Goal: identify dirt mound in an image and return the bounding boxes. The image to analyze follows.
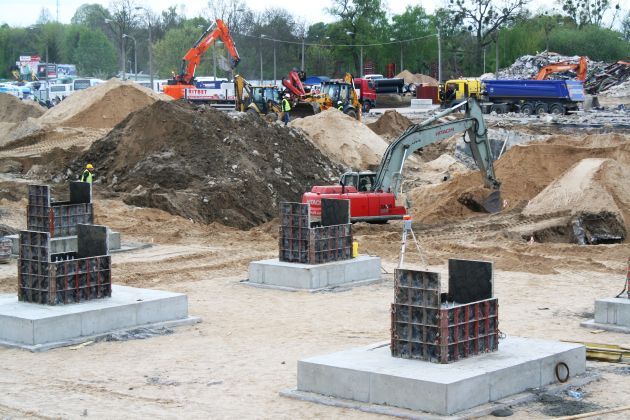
[367,110,413,141]
[0,93,45,123]
[395,70,438,86]
[408,133,630,224]
[289,108,389,169]
[69,101,340,229]
[39,79,169,129]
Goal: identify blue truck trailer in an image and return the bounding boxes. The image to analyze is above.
[481,79,585,115]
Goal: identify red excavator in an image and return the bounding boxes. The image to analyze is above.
[163,19,240,100]
[535,56,588,81]
[302,98,501,222]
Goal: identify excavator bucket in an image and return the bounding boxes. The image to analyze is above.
[458,188,502,214]
[481,190,502,213]
[290,102,321,119]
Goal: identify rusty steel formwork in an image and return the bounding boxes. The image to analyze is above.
[27,183,93,238]
[278,201,352,264]
[18,227,111,306]
[391,263,499,364]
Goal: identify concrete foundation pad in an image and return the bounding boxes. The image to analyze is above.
[581,319,630,334]
[246,255,382,291]
[293,337,585,415]
[592,297,630,329]
[0,285,200,351]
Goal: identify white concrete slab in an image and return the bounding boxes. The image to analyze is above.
[593,297,630,328]
[294,337,585,415]
[0,285,200,351]
[246,255,382,291]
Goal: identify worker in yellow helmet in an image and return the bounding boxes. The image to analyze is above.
[81,163,94,183]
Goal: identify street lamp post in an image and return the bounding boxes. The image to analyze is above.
[123,34,137,80]
[346,31,360,75]
[273,39,277,85]
[259,34,267,84]
[135,6,154,90]
[437,30,442,83]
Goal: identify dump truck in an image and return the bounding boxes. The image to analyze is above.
[440,79,585,115]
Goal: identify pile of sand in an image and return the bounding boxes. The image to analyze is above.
[367,110,413,141]
[395,70,438,86]
[0,93,45,123]
[289,109,390,169]
[39,79,170,129]
[67,101,340,229]
[407,133,630,224]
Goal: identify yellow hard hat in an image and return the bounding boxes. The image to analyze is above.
[86,163,94,169]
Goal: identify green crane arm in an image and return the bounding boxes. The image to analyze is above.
[372,98,501,197]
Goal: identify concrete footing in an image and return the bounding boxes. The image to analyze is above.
[246,255,382,291]
[7,230,122,255]
[0,285,200,351]
[581,297,630,333]
[290,337,585,416]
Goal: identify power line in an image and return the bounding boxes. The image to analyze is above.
[235,32,438,47]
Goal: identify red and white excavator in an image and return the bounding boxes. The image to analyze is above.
[163,19,240,101]
[302,98,502,222]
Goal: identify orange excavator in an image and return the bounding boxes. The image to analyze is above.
[535,56,588,81]
[163,19,240,100]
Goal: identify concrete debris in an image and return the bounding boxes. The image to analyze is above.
[497,52,629,94]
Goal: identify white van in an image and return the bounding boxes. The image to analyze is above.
[73,78,103,91]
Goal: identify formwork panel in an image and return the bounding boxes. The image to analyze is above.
[26,183,94,238]
[391,265,499,364]
[17,226,112,306]
[279,202,352,264]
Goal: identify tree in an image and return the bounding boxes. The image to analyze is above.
[108,0,140,76]
[327,0,388,75]
[37,8,53,25]
[558,0,621,28]
[153,21,216,78]
[448,0,528,74]
[621,11,630,41]
[73,28,117,76]
[390,6,434,74]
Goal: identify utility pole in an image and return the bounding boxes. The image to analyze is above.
[495,30,499,77]
[123,34,137,80]
[360,46,363,76]
[259,36,264,84]
[400,42,403,72]
[301,35,305,71]
[273,40,277,85]
[437,30,442,83]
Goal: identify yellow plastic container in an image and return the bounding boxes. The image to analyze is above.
[352,240,359,258]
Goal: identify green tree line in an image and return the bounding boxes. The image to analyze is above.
[0,0,628,81]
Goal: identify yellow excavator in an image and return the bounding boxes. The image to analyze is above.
[234,74,282,121]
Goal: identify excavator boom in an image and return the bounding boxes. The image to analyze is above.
[535,56,588,81]
[164,19,240,100]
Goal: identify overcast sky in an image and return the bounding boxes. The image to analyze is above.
[2,0,561,27]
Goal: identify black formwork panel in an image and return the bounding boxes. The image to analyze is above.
[17,229,111,305]
[26,183,94,237]
[391,267,499,364]
[279,202,353,264]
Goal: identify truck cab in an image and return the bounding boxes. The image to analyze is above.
[439,78,482,107]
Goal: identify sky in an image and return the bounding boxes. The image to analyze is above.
[1,0,557,28]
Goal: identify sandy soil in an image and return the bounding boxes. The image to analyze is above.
[0,193,629,419]
[1,109,630,418]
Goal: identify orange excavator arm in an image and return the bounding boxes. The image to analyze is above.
[535,56,588,81]
[175,19,240,85]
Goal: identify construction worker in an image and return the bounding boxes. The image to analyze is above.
[81,163,94,184]
[337,101,344,111]
[281,94,291,126]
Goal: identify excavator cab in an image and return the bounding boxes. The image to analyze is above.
[340,171,376,192]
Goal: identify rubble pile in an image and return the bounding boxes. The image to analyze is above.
[585,61,630,94]
[497,52,629,94]
[65,101,341,229]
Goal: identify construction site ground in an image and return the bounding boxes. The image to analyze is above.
[1,85,630,418]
